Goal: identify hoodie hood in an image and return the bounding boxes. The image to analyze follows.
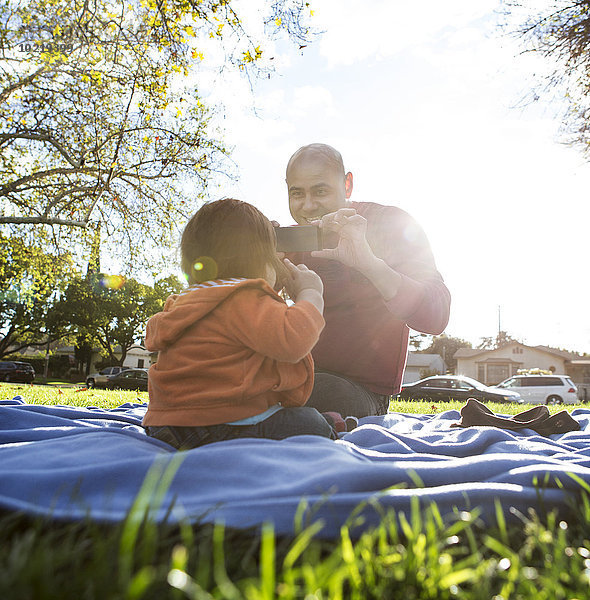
[145,278,278,351]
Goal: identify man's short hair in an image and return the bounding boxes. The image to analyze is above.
[286,143,345,177]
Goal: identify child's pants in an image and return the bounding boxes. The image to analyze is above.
[146,406,337,450]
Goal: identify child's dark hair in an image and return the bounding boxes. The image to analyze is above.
[181,198,284,285]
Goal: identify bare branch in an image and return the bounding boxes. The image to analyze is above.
[0,65,50,104]
[42,184,104,217]
[0,132,81,168]
[0,167,95,195]
[506,1,590,160]
[0,216,88,227]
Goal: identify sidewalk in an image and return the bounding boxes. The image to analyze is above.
[32,381,85,389]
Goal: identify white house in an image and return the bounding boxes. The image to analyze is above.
[54,343,155,372]
[454,342,581,386]
[123,344,155,369]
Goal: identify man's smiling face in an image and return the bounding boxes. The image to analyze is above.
[286,151,351,225]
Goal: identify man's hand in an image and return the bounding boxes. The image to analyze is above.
[310,208,402,301]
[310,208,376,272]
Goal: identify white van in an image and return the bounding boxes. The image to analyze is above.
[494,375,578,405]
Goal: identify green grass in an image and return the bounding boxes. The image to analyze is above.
[2,382,572,415]
[1,386,589,599]
[388,397,574,416]
[1,381,148,409]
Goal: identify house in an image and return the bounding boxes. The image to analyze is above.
[53,343,156,372]
[403,353,447,384]
[123,345,155,369]
[454,342,588,395]
[564,356,590,402]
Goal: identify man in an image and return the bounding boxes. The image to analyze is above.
[284,143,451,418]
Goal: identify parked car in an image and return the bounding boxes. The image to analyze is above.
[398,375,522,404]
[86,366,129,389]
[0,361,35,383]
[493,374,578,405]
[105,368,148,391]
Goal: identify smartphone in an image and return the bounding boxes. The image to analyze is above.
[275,225,323,253]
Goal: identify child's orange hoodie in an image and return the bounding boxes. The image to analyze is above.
[142,278,325,427]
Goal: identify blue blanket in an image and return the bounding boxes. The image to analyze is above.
[2,397,590,537]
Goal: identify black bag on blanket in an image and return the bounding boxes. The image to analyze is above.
[452,398,580,437]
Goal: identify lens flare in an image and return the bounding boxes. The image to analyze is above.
[100,274,126,290]
[192,256,218,282]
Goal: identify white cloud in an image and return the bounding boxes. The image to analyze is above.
[312,0,502,65]
[291,85,337,117]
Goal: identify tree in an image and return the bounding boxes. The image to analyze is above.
[73,333,93,375]
[0,0,315,266]
[506,1,590,158]
[0,233,73,357]
[421,334,472,374]
[409,332,431,351]
[477,330,519,350]
[61,272,183,365]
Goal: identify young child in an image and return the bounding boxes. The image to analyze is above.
[143,198,337,449]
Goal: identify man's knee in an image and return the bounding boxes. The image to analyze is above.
[281,406,336,439]
[314,371,355,391]
[311,372,360,405]
[308,371,385,418]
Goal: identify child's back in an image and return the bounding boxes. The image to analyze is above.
[142,198,336,449]
[143,277,323,427]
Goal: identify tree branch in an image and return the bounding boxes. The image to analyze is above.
[0,132,81,168]
[0,216,88,227]
[42,184,103,217]
[0,166,95,195]
[0,65,50,104]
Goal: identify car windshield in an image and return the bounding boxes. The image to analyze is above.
[416,376,486,390]
[495,378,516,388]
[455,377,487,391]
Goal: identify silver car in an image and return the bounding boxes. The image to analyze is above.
[494,375,578,405]
[86,366,129,389]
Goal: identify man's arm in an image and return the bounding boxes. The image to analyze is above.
[310,207,450,334]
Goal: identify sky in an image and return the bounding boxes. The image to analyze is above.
[196,0,590,354]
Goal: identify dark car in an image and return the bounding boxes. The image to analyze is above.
[398,375,522,404]
[0,361,36,383]
[105,368,148,391]
[86,365,130,389]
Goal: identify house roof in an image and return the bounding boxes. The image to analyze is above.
[454,348,486,359]
[55,346,76,353]
[475,357,522,365]
[53,344,150,356]
[406,353,446,368]
[454,342,583,361]
[533,345,581,360]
